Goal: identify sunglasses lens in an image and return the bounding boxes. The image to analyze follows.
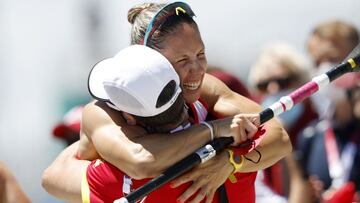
[256,76,294,91]
[277,77,291,89]
[256,82,268,91]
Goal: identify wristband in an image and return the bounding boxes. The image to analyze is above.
[226,149,244,183]
[200,121,214,141]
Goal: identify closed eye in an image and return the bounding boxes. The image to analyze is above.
[176,58,187,64]
[197,52,205,58]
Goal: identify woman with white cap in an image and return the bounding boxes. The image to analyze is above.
[43,2,291,203]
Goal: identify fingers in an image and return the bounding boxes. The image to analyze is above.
[177,183,216,203]
[171,173,193,188]
[204,191,215,203]
[188,187,216,203]
[308,175,324,198]
[171,171,200,203]
[171,165,208,188]
[171,160,224,203]
[230,117,246,144]
[177,180,202,203]
[230,114,259,146]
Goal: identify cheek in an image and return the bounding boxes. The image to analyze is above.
[173,66,189,82]
[200,59,208,72]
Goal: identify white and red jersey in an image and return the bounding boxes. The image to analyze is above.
[81,99,257,203]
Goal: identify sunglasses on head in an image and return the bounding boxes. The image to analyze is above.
[142,1,195,46]
[256,75,296,92]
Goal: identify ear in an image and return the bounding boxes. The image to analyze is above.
[121,112,137,125]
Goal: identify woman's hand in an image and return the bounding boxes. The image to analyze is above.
[211,113,260,146]
[308,175,324,202]
[170,151,233,203]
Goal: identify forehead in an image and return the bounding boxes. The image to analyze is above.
[255,59,289,81]
[309,33,351,53]
[157,23,204,59]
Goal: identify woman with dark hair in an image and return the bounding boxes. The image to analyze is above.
[43,2,291,203]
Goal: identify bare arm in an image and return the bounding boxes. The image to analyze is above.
[78,129,100,160]
[42,141,89,203]
[201,73,292,172]
[285,154,313,203]
[171,74,292,203]
[0,161,31,203]
[80,73,290,180]
[80,101,223,179]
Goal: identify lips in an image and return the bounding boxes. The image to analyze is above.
[183,81,201,91]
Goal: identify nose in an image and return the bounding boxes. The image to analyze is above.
[189,60,205,74]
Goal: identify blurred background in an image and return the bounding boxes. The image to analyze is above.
[0,0,359,202]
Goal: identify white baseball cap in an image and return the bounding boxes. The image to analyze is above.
[88,45,181,117]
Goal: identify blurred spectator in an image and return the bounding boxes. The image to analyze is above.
[294,19,360,203]
[296,74,360,203]
[306,19,360,118]
[52,106,83,146]
[249,43,318,145]
[0,161,31,203]
[307,20,359,68]
[248,43,319,203]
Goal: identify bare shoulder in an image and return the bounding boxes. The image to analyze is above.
[201,73,231,109]
[82,101,124,135]
[83,101,123,124]
[201,73,262,116]
[81,100,146,138]
[202,73,229,93]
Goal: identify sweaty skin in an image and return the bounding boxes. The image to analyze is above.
[81,23,291,202]
[43,22,291,203]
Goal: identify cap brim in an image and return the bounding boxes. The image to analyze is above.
[88,58,114,102]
